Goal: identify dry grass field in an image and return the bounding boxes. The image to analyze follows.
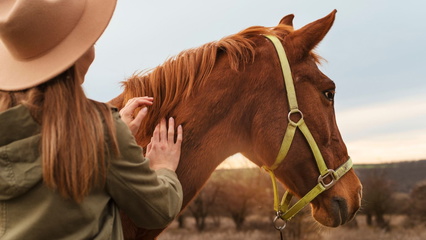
[158,162,426,240]
[320,215,426,240]
[158,215,426,240]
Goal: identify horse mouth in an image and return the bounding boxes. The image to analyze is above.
[331,197,350,226]
[313,196,359,227]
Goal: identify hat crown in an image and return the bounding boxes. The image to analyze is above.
[0,0,86,60]
[0,0,116,91]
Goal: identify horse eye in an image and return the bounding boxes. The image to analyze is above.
[323,90,335,101]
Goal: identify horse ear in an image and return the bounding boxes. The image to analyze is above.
[279,14,294,27]
[288,10,337,59]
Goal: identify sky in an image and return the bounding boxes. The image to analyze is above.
[83,0,426,165]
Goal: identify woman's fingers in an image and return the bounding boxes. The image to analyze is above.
[159,118,167,142]
[133,107,147,125]
[176,125,183,145]
[152,123,160,142]
[119,97,153,136]
[151,117,182,145]
[120,97,153,118]
[168,118,175,144]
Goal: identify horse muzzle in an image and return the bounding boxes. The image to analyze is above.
[312,173,362,227]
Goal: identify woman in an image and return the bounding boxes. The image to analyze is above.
[0,0,183,239]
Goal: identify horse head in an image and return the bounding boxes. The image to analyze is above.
[242,10,362,227]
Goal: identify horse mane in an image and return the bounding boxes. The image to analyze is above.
[122,25,294,139]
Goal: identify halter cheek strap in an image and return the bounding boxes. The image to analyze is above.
[262,35,353,228]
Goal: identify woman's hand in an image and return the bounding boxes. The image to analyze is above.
[146,118,183,172]
[119,97,153,136]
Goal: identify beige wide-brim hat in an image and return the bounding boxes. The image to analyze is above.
[0,0,117,91]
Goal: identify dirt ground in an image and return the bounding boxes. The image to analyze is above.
[158,215,426,240]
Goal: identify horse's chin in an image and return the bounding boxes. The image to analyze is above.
[311,196,359,227]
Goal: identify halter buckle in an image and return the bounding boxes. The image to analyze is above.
[318,169,337,189]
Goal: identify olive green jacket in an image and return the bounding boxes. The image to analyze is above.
[0,105,183,240]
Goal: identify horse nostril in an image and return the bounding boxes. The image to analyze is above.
[332,197,349,225]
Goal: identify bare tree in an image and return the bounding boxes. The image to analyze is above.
[408,181,426,223]
[361,169,395,230]
[187,178,222,231]
[215,169,271,230]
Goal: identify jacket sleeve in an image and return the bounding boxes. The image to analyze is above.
[105,111,183,229]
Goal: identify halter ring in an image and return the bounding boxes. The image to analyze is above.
[273,211,287,231]
[288,109,304,126]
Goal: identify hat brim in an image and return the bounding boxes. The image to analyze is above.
[0,0,117,91]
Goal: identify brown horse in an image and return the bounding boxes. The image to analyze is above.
[110,10,362,240]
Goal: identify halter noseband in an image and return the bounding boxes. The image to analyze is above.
[262,35,353,229]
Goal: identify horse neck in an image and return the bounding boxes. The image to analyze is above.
[173,69,257,208]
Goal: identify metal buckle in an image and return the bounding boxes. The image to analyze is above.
[318,169,337,189]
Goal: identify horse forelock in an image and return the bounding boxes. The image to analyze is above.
[121,25,294,141]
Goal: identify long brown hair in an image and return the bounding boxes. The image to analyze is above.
[0,68,119,202]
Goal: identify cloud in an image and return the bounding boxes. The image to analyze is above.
[336,95,426,137]
[346,129,426,164]
[336,94,426,163]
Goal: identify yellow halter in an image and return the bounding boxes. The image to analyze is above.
[262,35,353,230]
